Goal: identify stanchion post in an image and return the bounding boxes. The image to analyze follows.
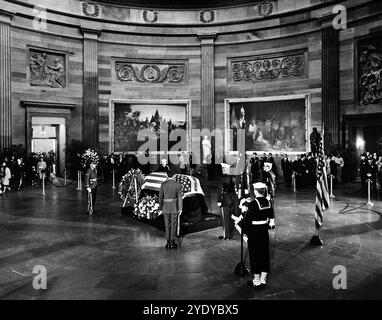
[77,171,82,191]
[42,175,46,197]
[367,178,374,206]
[112,170,116,190]
[292,172,297,193]
[64,168,67,185]
[329,175,335,198]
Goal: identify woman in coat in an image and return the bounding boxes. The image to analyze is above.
[0,162,12,194]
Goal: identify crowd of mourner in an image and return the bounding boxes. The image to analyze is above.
[0,148,381,199]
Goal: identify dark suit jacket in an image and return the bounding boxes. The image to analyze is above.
[159,178,183,213]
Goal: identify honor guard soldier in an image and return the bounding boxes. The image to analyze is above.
[242,182,275,290]
[85,161,98,215]
[158,170,183,249]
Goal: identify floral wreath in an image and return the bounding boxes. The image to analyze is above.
[118,168,145,203]
[81,149,99,168]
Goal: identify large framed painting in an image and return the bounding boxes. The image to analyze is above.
[109,99,191,154]
[224,94,311,155]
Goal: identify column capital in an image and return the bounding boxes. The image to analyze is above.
[0,9,13,25]
[80,26,102,40]
[198,33,217,45]
[316,13,337,29]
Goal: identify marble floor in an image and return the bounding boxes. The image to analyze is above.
[0,177,381,300]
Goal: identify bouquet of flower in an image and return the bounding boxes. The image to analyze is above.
[134,194,160,220]
[118,168,145,204]
[81,149,99,168]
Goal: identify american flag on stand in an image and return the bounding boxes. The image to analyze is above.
[173,174,204,198]
[315,139,330,230]
[142,172,204,199]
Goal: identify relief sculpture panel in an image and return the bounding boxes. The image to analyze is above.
[115,62,185,84]
[358,34,382,105]
[230,52,305,82]
[29,49,66,88]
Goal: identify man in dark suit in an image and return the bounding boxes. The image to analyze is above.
[250,153,260,183]
[158,170,183,249]
[281,153,292,188]
[85,161,98,215]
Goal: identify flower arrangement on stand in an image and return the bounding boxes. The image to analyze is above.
[134,194,160,220]
[118,169,145,207]
[81,149,99,169]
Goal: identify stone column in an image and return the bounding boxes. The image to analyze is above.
[0,11,12,152]
[198,33,216,130]
[321,25,339,153]
[81,28,100,150]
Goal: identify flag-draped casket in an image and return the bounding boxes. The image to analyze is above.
[141,172,208,220]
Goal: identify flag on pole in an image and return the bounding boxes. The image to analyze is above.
[314,139,330,230]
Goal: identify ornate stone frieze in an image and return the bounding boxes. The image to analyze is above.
[200,10,215,23]
[82,2,100,17]
[115,62,185,83]
[29,49,66,88]
[230,53,305,82]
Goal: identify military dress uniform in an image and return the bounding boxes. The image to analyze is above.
[85,167,98,214]
[159,177,183,249]
[242,192,274,289]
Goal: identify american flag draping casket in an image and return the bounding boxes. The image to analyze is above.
[142,172,205,198]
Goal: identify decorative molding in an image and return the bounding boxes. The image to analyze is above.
[257,1,274,17]
[230,51,305,82]
[29,49,66,88]
[143,10,158,23]
[115,62,185,83]
[200,10,215,24]
[21,101,76,109]
[82,2,100,17]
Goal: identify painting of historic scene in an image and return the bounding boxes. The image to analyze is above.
[358,34,382,105]
[114,103,187,152]
[229,99,306,152]
[29,49,65,88]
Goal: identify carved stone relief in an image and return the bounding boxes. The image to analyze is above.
[29,49,66,88]
[231,53,305,82]
[82,2,100,17]
[116,62,185,83]
[143,10,158,23]
[200,10,215,23]
[358,35,382,105]
[257,1,274,17]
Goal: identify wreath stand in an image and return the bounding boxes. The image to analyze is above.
[122,177,139,208]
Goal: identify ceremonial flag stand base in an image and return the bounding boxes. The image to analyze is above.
[310,234,323,246]
[234,229,249,277]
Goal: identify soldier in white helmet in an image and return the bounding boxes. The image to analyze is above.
[241,182,275,290]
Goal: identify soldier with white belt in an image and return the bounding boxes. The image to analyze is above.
[242,182,275,289]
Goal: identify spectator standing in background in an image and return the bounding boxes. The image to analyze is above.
[334,152,345,184]
[376,155,382,200]
[0,162,12,194]
[281,153,292,188]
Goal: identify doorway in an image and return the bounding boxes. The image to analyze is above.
[31,117,66,175]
